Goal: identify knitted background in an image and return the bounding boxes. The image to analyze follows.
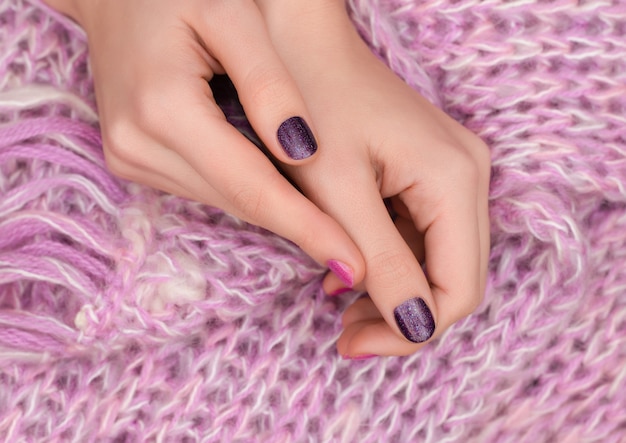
[1,0,625,441]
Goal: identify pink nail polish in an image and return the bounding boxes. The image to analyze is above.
[329,287,352,297]
[342,354,377,361]
[327,260,354,288]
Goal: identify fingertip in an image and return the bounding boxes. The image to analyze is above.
[338,320,392,358]
[341,296,379,327]
[341,319,427,358]
[322,272,351,296]
[336,320,364,357]
[299,216,365,293]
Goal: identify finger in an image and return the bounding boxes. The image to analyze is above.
[140,79,364,282]
[339,298,424,357]
[341,318,425,357]
[400,172,483,335]
[338,155,486,357]
[195,2,319,163]
[97,14,365,290]
[106,113,365,283]
[394,213,425,263]
[341,296,380,326]
[322,210,422,296]
[102,118,229,206]
[322,272,351,296]
[309,165,438,346]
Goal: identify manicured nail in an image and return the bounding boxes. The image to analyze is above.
[342,354,377,361]
[329,287,352,297]
[277,116,317,160]
[327,260,354,288]
[394,297,435,343]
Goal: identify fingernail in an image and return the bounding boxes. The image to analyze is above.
[277,116,318,160]
[342,354,377,361]
[329,287,352,297]
[394,297,435,343]
[327,260,354,288]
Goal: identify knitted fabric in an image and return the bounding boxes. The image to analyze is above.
[1,0,625,441]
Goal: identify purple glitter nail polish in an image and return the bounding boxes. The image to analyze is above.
[277,116,317,160]
[394,297,435,343]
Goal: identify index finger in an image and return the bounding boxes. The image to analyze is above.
[151,78,364,280]
[192,0,320,165]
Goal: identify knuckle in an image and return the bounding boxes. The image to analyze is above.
[457,287,484,318]
[229,185,267,222]
[103,151,130,180]
[101,120,145,179]
[123,75,178,137]
[454,128,492,176]
[245,67,290,110]
[132,92,169,134]
[293,218,319,252]
[440,144,481,188]
[102,120,135,164]
[367,249,415,289]
[295,227,320,259]
[468,136,492,177]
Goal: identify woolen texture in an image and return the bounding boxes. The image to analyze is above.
[1,0,625,441]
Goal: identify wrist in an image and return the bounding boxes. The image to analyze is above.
[256,0,367,64]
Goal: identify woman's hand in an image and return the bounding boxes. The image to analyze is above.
[42,0,364,279]
[258,0,491,357]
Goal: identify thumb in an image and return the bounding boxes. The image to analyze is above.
[197,1,320,164]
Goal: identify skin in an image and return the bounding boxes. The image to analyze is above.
[257,0,491,357]
[44,0,491,357]
[42,0,365,284]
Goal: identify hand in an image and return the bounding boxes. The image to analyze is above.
[257,0,491,357]
[42,0,364,279]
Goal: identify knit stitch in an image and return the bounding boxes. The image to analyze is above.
[1,0,626,441]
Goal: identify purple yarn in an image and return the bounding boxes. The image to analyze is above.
[1,0,626,441]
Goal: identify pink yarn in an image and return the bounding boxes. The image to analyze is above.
[1,0,626,441]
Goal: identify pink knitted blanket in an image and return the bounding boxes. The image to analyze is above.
[1,0,625,441]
